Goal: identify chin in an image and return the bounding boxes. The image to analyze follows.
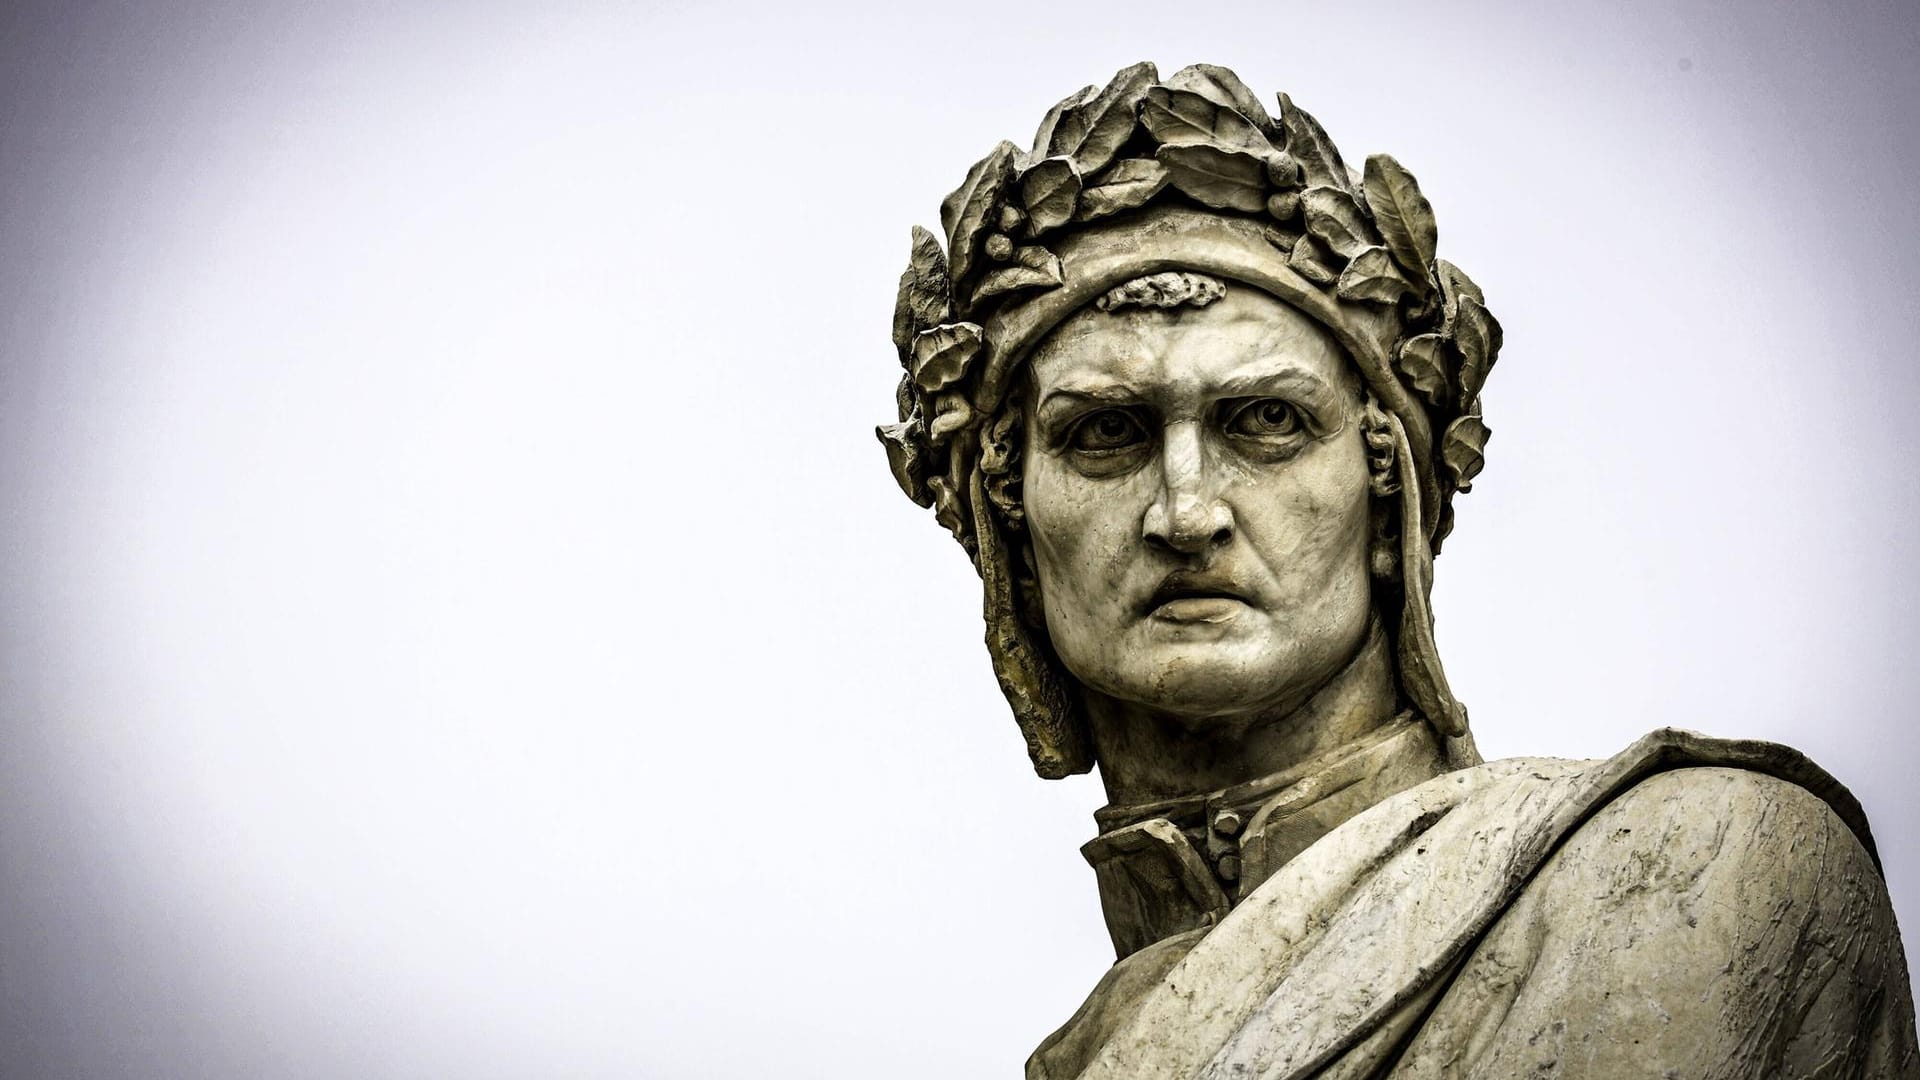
[1097,635,1306,720]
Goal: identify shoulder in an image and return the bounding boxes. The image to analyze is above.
[1405,728,1887,898]
[1434,749,1893,950]
[1519,727,1892,917]
[1528,754,1909,1050]
[1396,751,1918,1077]
[1587,726,1883,863]
[1559,727,1886,879]
[1554,764,1877,901]
[1397,753,1920,1068]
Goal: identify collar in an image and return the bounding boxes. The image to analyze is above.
[1080,715,1448,959]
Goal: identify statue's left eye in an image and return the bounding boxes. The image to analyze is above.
[1227,399,1303,438]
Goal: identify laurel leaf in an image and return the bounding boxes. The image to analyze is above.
[1047,61,1156,177]
[1030,84,1096,159]
[1019,156,1082,235]
[973,245,1064,303]
[1336,245,1418,305]
[890,227,950,360]
[1442,411,1490,493]
[911,322,983,393]
[1155,143,1268,213]
[875,421,933,507]
[1257,219,1296,254]
[1435,259,1485,328]
[1278,93,1354,196]
[1452,296,1502,409]
[1362,154,1437,283]
[1140,86,1272,157]
[1165,63,1275,131]
[1302,186,1375,260]
[940,142,1018,288]
[1396,333,1451,406]
[1073,159,1170,221]
[1287,231,1339,285]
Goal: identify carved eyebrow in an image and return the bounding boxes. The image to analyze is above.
[1031,384,1144,447]
[1036,383,1144,412]
[1208,366,1341,411]
[1036,364,1338,411]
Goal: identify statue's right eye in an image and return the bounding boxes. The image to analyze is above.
[1068,409,1148,454]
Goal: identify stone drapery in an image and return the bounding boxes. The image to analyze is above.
[1031,730,1918,1079]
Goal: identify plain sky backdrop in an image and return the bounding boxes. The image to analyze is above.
[3,1,1918,1076]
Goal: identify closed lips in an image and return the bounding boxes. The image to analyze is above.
[1145,572,1250,614]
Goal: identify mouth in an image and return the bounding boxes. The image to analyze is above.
[1144,573,1251,624]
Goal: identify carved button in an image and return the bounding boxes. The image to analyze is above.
[1217,854,1241,882]
[1213,809,1243,837]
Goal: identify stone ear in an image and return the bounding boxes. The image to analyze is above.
[970,466,1094,778]
[1362,395,1403,582]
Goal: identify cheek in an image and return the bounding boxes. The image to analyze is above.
[1233,433,1373,581]
[1023,453,1139,603]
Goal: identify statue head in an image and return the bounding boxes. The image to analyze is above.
[879,63,1502,779]
[1022,279,1379,727]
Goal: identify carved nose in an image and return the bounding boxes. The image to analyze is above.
[1143,423,1234,555]
[1144,495,1234,555]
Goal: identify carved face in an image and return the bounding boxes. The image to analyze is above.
[1021,285,1376,723]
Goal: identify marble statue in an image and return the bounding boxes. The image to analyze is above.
[878,62,1917,1077]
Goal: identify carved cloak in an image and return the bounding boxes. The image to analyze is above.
[1030,729,1919,1079]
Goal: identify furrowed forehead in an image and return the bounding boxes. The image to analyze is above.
[1024,283,1357,403]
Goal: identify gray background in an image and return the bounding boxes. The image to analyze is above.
[3,1,1917,1076]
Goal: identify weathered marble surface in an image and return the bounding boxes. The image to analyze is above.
[878,61,1917,1077]
[1033,730,1916,1078]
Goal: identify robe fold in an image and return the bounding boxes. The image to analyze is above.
[1030,729,1918,1079]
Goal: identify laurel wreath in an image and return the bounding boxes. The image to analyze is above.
[881,62,1501,553]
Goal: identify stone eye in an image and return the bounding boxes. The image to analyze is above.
[1069,409,1147,453]
[1227,399,1303,438]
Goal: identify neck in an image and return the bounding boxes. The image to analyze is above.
[1086,616,1400,806]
